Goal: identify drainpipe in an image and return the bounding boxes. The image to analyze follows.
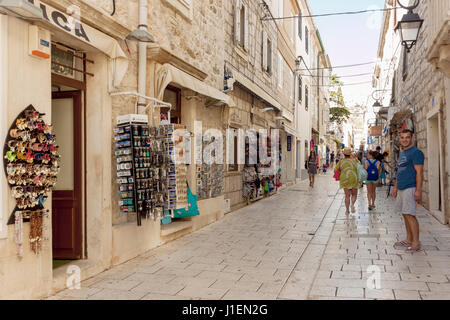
[137,0,148,114]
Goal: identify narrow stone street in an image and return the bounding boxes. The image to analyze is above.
[48,173,450,300]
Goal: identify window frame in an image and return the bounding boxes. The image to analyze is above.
[278,52,283,88]
[305,85,309,110]
[298,75,302,102]
[267,38,272,74]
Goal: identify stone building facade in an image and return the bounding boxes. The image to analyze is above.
[0,0,232,299]
[222,0,297,210]
[0,0,332,299]
[374,0,450,225]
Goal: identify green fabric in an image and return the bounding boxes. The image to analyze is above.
[336,158,359,189]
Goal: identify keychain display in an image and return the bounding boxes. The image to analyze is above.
[196,139,224,199]
[3,105,59,254]
[114,117,194,225]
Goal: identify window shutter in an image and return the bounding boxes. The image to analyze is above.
[268,40,273,74]
[234,0,241,44]
[298,75,302,101]
[262,30,267,71]
[243,4,249,51]
[305,26,309,54]
[298,12,302,39]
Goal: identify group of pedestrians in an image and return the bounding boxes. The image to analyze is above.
[332,129,424,253]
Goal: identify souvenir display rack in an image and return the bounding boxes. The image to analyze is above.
[114,114,150,226]
[3,105,60,225]
[3,104,59,255]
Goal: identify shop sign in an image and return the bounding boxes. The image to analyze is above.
[27,0,128,89]
[28,0,89,42]
[287,135,291,152]
[369,126,382,136]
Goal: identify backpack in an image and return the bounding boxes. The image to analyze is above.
[366,159,379,181]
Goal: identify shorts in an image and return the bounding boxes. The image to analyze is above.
[364,180,378,184]
[395,187,417,216]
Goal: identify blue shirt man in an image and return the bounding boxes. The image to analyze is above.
[393,129,424,253]
[396,146,424,190]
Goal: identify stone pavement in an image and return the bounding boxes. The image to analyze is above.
[47,173,450,300]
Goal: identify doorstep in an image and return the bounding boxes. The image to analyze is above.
[160,219,193,237]
[51,258,101,297]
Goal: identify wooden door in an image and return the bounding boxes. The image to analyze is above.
[51,91,82,259]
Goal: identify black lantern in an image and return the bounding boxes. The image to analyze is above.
[372,101,382,115]
[395,0,424,52]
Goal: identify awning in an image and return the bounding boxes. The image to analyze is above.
[155,63,235,107]
[32,0,128,89]
[232,70,282,111]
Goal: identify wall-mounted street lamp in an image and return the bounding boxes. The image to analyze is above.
[371,89,390,113]
[395,0,424,52]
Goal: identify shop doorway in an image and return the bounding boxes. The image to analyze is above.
[427,112,446,223]
[51,90,82,260]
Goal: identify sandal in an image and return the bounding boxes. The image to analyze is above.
[405,246,421,253]
[394,240,411,247]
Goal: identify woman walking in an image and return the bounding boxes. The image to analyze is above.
[364,151,381,210]
[335,147,359,215]
[307,150,318,187]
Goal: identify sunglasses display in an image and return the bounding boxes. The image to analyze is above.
[3,105,60,255]
[115,118,189,226]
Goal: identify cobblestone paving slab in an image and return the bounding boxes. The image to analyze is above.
[44,174,450,300]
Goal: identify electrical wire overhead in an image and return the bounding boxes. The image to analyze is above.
[262,7,398,21]
[298,61,376,71]
[301,72,374,78]
[322,81,373,87]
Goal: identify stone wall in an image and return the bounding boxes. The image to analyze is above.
[392,0,449,218]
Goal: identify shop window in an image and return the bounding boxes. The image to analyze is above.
[162,85,181,124]
[51,46,75,78]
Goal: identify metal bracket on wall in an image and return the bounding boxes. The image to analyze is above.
[110,91,172,126]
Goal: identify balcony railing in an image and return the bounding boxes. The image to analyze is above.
[429,0,450,42]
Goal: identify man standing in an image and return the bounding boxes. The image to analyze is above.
[392,130,424,253]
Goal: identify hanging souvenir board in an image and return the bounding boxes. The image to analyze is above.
[115,114,154,226]
[3,105,60,254]
[196,163,223,199]
[173,124,188,209]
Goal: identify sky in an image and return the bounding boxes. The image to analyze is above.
[308,0,386,109]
